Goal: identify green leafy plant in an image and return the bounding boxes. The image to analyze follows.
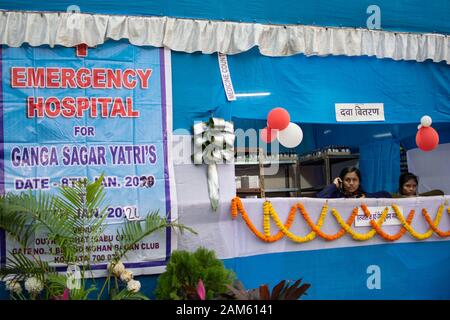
[223,278,311,300]
[0,175,195,300]
[155,247,235,300]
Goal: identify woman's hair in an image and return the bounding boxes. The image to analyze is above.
[339,167,363,194]
[339,166,361,182]
[399,172,418,193]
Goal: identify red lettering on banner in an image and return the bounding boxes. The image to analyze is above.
[91,97,97,115]
[27,97,44,118]
[61,97,76,117]
[10,67,150,89]
[126,97,139,117]
[46,68,60,88]
[110,97,127,117]
[27,67,45,87]
[98,97,113,118]
[136,69,152,88]
[76,68,91,88]
[26,96,139,118]
[11,67,26,88]
[89,98,98,117]
[13,64,150,119]
[45,97,61,118]
[106,69,122,88]
[76,97,89,117]
[61,68,77,88]
[92,68,106,88]
[123,69,137,89]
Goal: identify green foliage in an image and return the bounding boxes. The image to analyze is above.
[114,211,195,261]
[0,175,194,300]
[111,288,149,300]
[1,252,50,283]
[155,247,235,300]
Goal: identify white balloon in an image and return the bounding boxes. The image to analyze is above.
[420,115,432,127]
[417,124,422,130]
[278,122,303,148]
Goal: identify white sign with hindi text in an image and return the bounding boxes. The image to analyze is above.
[354,206,402,227]
[335,103,385,122]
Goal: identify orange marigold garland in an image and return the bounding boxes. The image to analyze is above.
[267,202,328,243]
[361,204,415,241]
[231,197,450,243]
[263,201,271,236]
[422,206,450,237]
[392,204,434,240]
[299,203,358,241]
[332,206,388,241]
[231,197,294,242]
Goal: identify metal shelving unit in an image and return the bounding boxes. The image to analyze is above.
[265,187,300,193]
[298,153,359,196]
[235,148,265,198]
[235,148,300,198]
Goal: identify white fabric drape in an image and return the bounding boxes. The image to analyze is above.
[0,10,449,64]
[407,143,450,195]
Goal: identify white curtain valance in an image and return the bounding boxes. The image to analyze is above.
[0,10,448,64]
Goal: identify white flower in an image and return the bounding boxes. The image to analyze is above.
[120,270,133,283]
[127,279,141,293]
[5,279,23,295]
[108,261,125,277]
[24,277,44,295]
[11,282,23,295]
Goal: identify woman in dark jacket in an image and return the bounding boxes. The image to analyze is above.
[317,167,391,199]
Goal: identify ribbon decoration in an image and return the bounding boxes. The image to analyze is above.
[193,118,235,211]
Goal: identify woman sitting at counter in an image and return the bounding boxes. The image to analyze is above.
[317,167,392,199]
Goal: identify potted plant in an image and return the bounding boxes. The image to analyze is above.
[0,175,194,300]
[155,247,235,300]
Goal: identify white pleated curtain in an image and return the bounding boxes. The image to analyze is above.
[0,10,448,64]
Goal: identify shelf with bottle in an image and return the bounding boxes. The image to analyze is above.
[265,187,300,193]
[236,188,262,194]
[235,159,298,166]
[298,147,359,196]
[298,145,353,162]
[234,149,301,198]
[235,152,298,165]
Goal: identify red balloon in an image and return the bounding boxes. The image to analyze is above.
[267,108,290,130]
[260,127,278,143]
[416,127,439,152]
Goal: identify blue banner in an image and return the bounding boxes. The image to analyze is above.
[0,43,175,275]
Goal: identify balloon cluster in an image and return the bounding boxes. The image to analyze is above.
[260,108,303,148]
[416,115,439,152]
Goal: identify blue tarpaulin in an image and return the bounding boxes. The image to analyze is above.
[172,48,450,130]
